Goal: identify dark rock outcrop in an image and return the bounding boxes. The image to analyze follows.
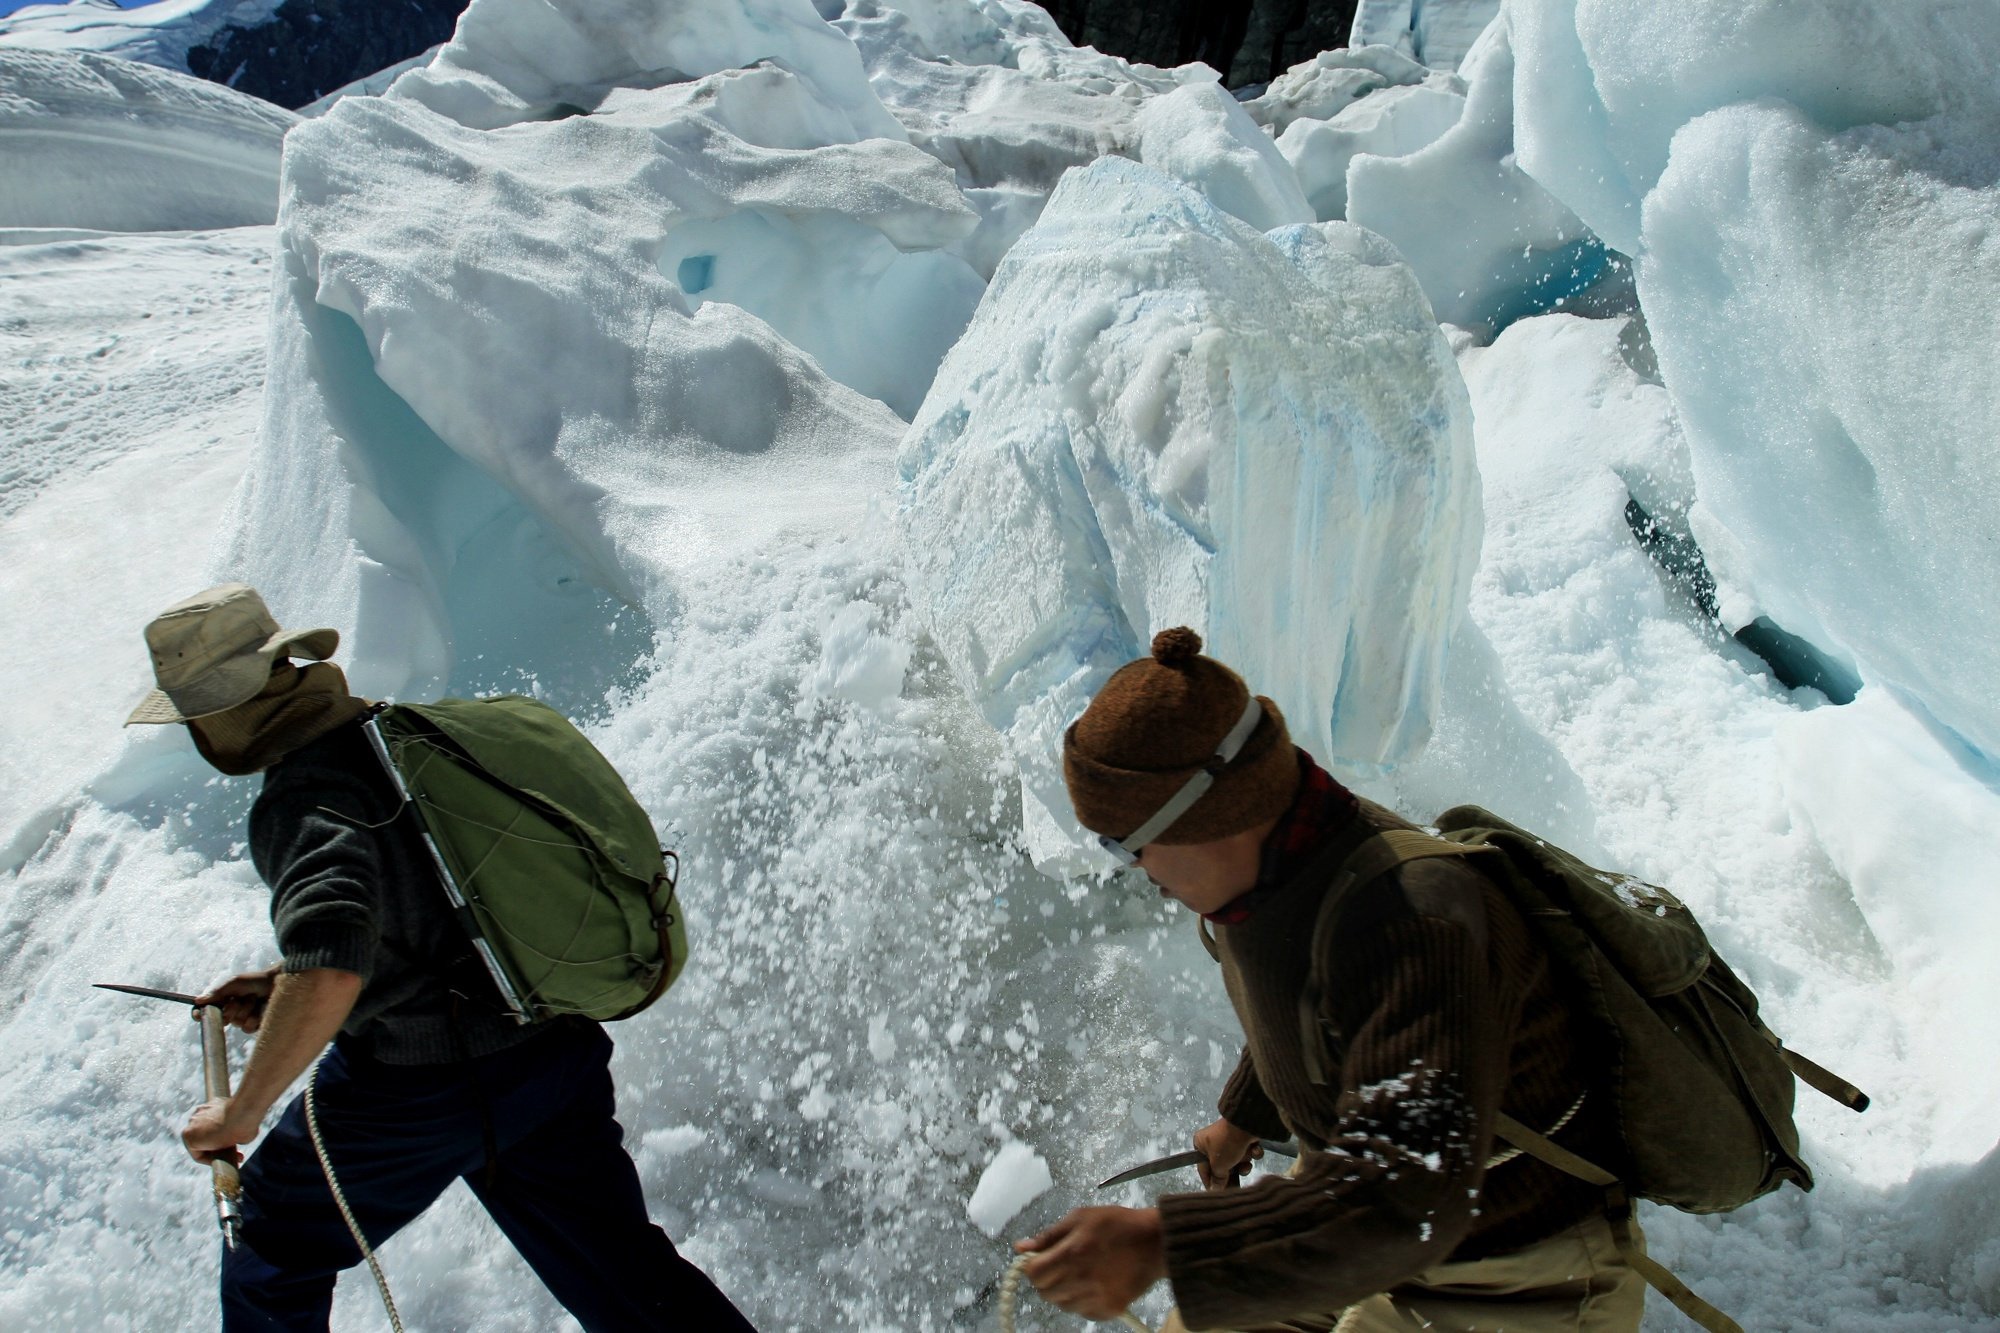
[184,0,465,110]
[1039,0,1359,86]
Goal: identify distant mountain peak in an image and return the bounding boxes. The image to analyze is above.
[0,0,464,109]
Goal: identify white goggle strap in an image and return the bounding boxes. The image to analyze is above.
[1116,696,1265,853]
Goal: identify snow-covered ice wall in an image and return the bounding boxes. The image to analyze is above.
[900,158,1479,867]
[1245,45,1468,224]
[840,0,1294,277]
[0,48,294,230]
[1346,14,1605,335]
[227,0,988,702]
[1509,0,2000,763]
[1350,0,1502,71]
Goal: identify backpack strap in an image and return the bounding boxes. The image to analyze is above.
[1296,831,1501,1084]
[1492,1113,1744,1333]
[1332,831,1752,1333]
[1777,1040,1872,1112]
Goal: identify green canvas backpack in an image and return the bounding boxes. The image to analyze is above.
[1304,805,1868,1333]
[361,696,688,1024]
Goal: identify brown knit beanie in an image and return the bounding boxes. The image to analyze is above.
[1063,627,1299,845]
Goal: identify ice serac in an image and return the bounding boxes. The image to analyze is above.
[1348,0,1501,70]
[228,0,979,703]
[392,0,902,137]
[0,47,294,230]
[1346,13,1607,336]
[1509,0,2000,761]
[841,0,1302,277]
[899,158,1479,869]
[1253,47,1467,222]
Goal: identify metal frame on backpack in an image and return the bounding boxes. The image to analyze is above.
[363,713,535,1024]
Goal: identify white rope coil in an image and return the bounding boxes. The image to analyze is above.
[304,1061,405,1333]
[997,1256,1149,1332]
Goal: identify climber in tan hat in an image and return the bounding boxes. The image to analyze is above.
[1016,629,1639,1333]
[127,583,369,774]
[126,584,760,1333]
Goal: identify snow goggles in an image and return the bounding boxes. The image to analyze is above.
[1096,695,1264,867]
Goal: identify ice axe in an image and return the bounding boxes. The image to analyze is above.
[94,982,245,1250]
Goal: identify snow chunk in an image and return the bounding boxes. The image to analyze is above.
[966,1140,1051,1237]
[813,602,912,713]
[0,48,294,231]
[900,158,1478,868]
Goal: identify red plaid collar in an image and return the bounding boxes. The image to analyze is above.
[1203,750,1357,925]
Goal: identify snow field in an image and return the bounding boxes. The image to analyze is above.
[0,48,294,231]
[0,227,272,869]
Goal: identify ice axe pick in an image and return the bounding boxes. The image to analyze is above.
[94,982,245,1249]
[1096,1139,1297,1189]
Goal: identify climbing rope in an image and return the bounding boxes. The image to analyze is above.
[997,1256,1149,1332]
[304,1061,406,1333]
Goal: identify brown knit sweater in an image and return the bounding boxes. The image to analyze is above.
[1157,796,1611,1331]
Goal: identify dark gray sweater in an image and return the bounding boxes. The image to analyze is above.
[250,716,542,1064]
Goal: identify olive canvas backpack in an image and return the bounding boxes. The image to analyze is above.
[362,696,687,1025]
[1304,805,1868,1333]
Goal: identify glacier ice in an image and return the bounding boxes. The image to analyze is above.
[390,0,903,139]
[1277,68,1467,222]
[843,0,1293,277]
[4,0,2000,1328]
[899,157,1478,867]
[1508,0,2000,761]
[1236,45,1470,225]
[1241,44,1434,136]
[1133,81,1312,232]
[1348,0,1501,71]
[225,0,993,702]
[1346,13,1608,336]
[0,48,294,231]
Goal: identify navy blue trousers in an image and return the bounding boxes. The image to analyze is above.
[220,1020,755,1332]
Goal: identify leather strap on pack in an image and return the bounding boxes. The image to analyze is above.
[1289,827,1755,1333]
[1297,833,1499,1085]
[1779,1044,1871,1113]
[1493,1112,1744,1333]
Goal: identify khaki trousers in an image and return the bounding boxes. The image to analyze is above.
[1158,1211,1646,1333]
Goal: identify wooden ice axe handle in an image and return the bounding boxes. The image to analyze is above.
[198,1005,245,1246]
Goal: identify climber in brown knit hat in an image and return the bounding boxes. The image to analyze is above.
[1015,629,1641,1333]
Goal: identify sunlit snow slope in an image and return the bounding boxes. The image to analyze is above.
[1,0,1997,1330]
[0,47,294,230]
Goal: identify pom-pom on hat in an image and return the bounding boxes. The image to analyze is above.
[1063,627,1298,846]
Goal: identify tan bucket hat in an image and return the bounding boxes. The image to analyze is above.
[126,584,340,726]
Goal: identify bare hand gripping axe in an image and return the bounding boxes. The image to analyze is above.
[95,982,245,1250]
